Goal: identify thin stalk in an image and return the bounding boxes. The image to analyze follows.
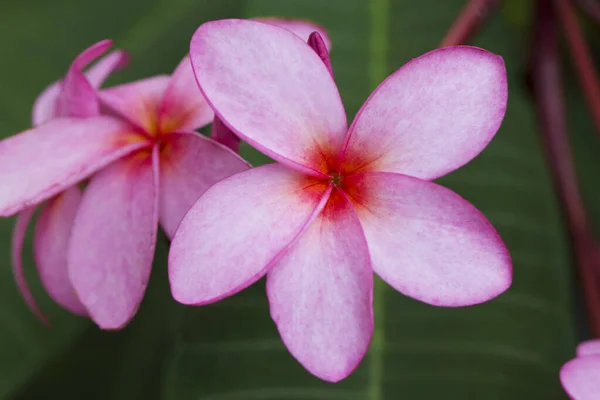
[529,0,600,337]
[575,0,600,28]
[439,0,503,46]
[556,0,600,139]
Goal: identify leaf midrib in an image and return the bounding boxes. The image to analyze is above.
[368,0,390,399]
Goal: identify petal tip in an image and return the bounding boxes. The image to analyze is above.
[577,340,600,357]
[93,316,131,331]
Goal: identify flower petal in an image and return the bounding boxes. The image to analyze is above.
[68,148,159,329]
[99,76,171,134]
[11,207,48,324]
[0,117,146,217]
[341,46,507,180]
[577,340,600,357]
[345,172,511,306]
[158,56,214,132]
[267,189,373,382]
[85,50,129,89]
[31,82,61,126]
[307,32,333,77]
[34,187,87,316]
[169,163,330,305]
[159,131,250,238]
[56,39,114,118]
[190,19,347,176]
[561,356,600,400]
[210,116,240,153]
[254,17,332,50]
[31,47,128,126]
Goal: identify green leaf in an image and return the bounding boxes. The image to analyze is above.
[0,0,591,399]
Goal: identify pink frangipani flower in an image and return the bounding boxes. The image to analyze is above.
[561,340,600,399]
[169,20,512,382]
[0,43,249,329]
[11,40,129,323]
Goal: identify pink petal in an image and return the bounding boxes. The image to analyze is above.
[341,46,507,180]
[169,163,330,305]
[159,131,250,239]
[34,187,87,316]
[85,50,129,89]
[267,189,373,382]
[99,76,171,134]
[190,19,347,176]
[254,17,332,50]
[31,82,61,126]
[345,172,511,306]
[31,47,128,126]
[0,117,147,217]
[307,32,333,77]
[11,207,48,324]
[56,39,114,118]
[210,116,240,153]
[561,356,600,400]
[68,148,159,329]
[158,56,214,132]
[577,340,600,357]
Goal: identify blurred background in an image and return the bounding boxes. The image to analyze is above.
[1,0,599,398]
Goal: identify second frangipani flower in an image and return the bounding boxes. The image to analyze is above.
[0,43,249,329]
[170,20,512,381]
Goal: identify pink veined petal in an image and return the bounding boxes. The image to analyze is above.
[34,187,87,316]
[307,32,333,78]
[56,39,114,118]
[190,19,347,177]
[344,172,512,306]
[99,75,171,134]
[560,356,600,400]
[32,81,61,126]
[11,207,48,324]
[159,131,250,239]
[577,340,600,357]
[31,46,128,126]
[254,17,332,50]
[169,163,331,305]
[158,56,214,132]
[85,50,129,89]
[0,117,148,217]
[68,148,159,329]
[267,188,373,382]
[210,116,240,153]
[341,46,508,180]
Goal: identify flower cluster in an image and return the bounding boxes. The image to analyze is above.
[0,17,515,382]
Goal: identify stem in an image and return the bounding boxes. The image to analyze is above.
[210,116,240,153]
[555,0,600,139]
[529,0,600,337]
[575,0,600,28]
[439,0,503,46]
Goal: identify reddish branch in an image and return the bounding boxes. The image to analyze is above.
[529,0,600,337]
[575,0,600,28]
[556,0,600,139]
[439,0,502,47]
[441,0,600,335]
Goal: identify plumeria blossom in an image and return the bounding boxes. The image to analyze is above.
[170,20,512,382]
[0,42,250,329]
[561,340,600,399]
[10,40,129,323]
